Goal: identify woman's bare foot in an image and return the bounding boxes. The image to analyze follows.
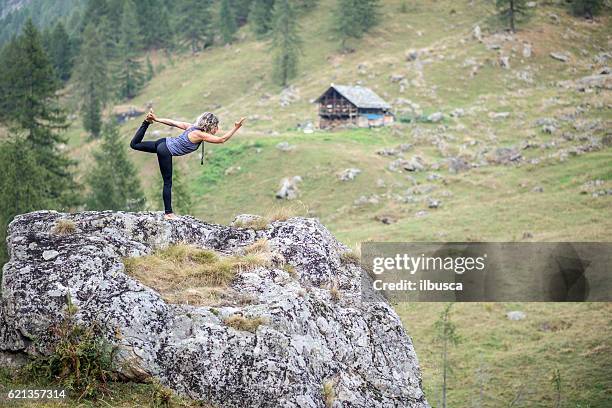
[164,213,177,220]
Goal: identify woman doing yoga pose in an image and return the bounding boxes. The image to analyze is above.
[130,110,245,219]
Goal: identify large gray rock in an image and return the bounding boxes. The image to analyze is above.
[0,211,428,408]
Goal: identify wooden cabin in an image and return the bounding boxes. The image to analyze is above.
[315,84,394,129]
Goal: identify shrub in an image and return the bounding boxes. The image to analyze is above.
[149,378,173,408]
[24,297,116,400]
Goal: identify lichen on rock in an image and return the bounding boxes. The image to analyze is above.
[0,210,428,407]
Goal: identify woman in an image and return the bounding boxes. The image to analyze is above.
[130,110,245,219]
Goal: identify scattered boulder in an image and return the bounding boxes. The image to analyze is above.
[580,180,611,197]
[427,198,441,209]
[506,311,526,321]
[522,42,532,58]
[499,56,511,69]
[279,86,300,107]
[0,211,428,407]
[534,118,558,128]
[488,111,510,119]
[354,194,380,206]
[447,157,470,173]
[275,176,302,200]
[405,49,419,61]
[575,74,612,91]
[450,108,465,118]
[403,156,426,172]
[516,70,534,83]
[398,143,413,152]
[550,52,570,62]
[338,168,362,181]
[472,25,483,42]
[490,147,522,165]
[376,147,398,156]
[427,112,444,123]
[276,141,296,152]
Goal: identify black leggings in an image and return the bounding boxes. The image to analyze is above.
[130,121,173,214]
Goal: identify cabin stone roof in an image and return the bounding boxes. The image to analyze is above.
[316,84,392,110]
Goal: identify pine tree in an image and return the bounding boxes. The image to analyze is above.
[178,0,213,53]
[73,23,110,138]
[156,4,175,50]
[97,15,121,60]
[231,0,254,26]
[356,0,380,32]
[87,121,146,211]
[116,0,145,99]
[570,0,604,19]
[137,0,174,49]
[46,21,73,82]
[0,137,50,266]
[249,0,275,38]
[0,19,79,207]
[270,0,302,87]
[496,0,529,33]
[219,0,238,44]
[333,0,380,50]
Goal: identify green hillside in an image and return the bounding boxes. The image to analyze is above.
[62,0,611,245]
[2,0,611,407]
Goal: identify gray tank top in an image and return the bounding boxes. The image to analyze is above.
[165,127,201,156]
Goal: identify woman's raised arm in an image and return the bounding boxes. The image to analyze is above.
[147,110,191,130]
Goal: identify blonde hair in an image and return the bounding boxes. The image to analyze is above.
[194,112,219,133]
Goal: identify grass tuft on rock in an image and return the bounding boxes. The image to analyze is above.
[123,243,272,306]
[323,379,335,408]
[339,250,360,265]
[233,216,270,230]
[51,219,76,235]
[224,315,267,333]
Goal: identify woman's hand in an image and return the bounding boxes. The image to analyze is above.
[234,117,246,129]
[145,109,157,123]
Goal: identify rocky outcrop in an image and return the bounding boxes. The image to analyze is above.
[0,211,427,408]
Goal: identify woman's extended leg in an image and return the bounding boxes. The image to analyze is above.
[130,121,157,153]
[155,139,174,214]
